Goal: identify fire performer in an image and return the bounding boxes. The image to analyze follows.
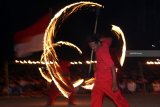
[47,60,75,106]
[88,33,129,107]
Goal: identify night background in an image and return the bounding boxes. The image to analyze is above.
[1,0,160,83]
[0,0,160,106]
[1,0,160,61]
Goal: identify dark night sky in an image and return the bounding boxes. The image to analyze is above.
[1,0,160,62]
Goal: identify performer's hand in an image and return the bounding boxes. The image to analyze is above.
[112,83,118,92]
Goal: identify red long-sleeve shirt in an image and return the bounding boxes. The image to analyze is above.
[95,38,114,81]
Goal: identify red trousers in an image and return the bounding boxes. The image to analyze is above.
[48,77,75,105]
[48,78,75,105]
[48,79,75,105]
[91,79,129,107]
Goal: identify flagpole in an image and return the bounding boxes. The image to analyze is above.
[88,8,100,77]
[3,61,9,96]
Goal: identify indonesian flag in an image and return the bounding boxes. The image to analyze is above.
[14,13,50,57]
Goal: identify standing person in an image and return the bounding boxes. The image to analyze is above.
[88,34,129,107]
[47,60,75,107]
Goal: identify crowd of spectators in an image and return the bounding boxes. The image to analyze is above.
[0,64,160,96]
[118,78,160,94]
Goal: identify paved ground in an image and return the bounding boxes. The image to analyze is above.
[0,93,160,107]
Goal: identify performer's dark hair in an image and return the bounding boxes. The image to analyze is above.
[99,25,114,38]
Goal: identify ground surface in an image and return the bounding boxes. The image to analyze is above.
[0,93,160,107]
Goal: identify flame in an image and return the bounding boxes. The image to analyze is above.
[111,25,126,66]
[54,41,82,54]
[81,78,95,90]
[81,83,94,90]
[39,67,52,83]
[73,79,84,88]
[39,1,103,98]
[84,77,95,84]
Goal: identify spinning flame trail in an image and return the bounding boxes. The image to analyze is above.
[111,25,126,66]
[40,1,102,98]
[39,1,126,94]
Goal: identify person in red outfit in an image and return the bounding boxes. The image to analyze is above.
[47,60,75,107]
[88,34,129,107]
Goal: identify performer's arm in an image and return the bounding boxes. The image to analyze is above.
[112,64,118,92]
[110,48,122,72]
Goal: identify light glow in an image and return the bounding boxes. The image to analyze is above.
[40,1,103,98]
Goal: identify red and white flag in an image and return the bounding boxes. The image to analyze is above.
[14,13,50,57]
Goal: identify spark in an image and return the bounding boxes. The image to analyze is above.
[152,44,156,47]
